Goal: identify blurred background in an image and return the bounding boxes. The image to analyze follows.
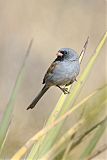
[0,0,106,158]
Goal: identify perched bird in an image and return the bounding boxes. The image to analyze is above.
[27,48,80,110]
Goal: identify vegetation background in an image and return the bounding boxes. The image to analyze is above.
[0,0,106,159]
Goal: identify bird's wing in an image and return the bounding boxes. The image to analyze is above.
[43,61,58,84]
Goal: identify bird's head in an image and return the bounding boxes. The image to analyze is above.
[56,48,79,61]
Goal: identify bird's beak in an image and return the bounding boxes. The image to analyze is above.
[56,52,63,57]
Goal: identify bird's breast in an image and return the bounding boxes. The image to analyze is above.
[47,60,80,86]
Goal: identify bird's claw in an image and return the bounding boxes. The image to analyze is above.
[62,87,70,94]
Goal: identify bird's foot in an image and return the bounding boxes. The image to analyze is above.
[57,85,70,94]
[62,87,70,94]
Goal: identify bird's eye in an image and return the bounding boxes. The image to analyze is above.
[64,51,67,54]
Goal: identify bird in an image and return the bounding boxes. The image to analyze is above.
[27,48,80,110]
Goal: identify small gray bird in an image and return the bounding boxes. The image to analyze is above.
[27,48,80,110]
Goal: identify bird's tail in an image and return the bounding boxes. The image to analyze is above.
[27,85,50,110]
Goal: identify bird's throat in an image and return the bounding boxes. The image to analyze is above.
[54,55,64,62]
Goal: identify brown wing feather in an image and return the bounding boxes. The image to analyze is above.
[43,62,57,84]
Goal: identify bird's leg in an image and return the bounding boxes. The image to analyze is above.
[57,85,70,94]
[75,78,77,82]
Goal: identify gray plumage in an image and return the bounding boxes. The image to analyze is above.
[27,48,80,110]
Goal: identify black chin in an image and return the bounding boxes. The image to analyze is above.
[54,55,64,62]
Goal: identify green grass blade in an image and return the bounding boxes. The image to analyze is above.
[27,33,107,160]
[0,39,33,153]
[41,116,107,160]
[11,84,106,160]
[10,87,99,159]
[80,117,107,160]
[39,86,107,160]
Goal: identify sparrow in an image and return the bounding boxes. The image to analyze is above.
[27,48,80,110]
